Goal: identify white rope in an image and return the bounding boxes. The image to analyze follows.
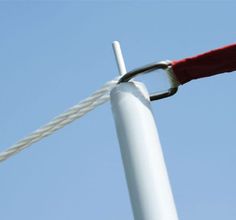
[0,77,119,162]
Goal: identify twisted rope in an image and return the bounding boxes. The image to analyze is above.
[0,77,119,162]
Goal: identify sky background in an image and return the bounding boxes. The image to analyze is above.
[0,1,236,220]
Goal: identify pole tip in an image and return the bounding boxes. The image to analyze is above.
[112,41,120,47]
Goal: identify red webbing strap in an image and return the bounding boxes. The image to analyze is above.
[172,43,236,84]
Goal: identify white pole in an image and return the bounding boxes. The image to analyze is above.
[111,42,179,220]
[112,41,127,76]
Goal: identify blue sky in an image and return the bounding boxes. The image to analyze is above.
[0,2,236,220]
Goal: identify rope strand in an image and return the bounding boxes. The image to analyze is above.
[0,78,119,162]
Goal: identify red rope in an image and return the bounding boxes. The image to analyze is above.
[172,43,236,84]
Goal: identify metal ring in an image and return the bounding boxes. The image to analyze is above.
[118,62,178,101]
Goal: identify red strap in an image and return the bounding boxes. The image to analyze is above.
[172,43,236,84]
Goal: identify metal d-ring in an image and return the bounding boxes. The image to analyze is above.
[118,62,178,101]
